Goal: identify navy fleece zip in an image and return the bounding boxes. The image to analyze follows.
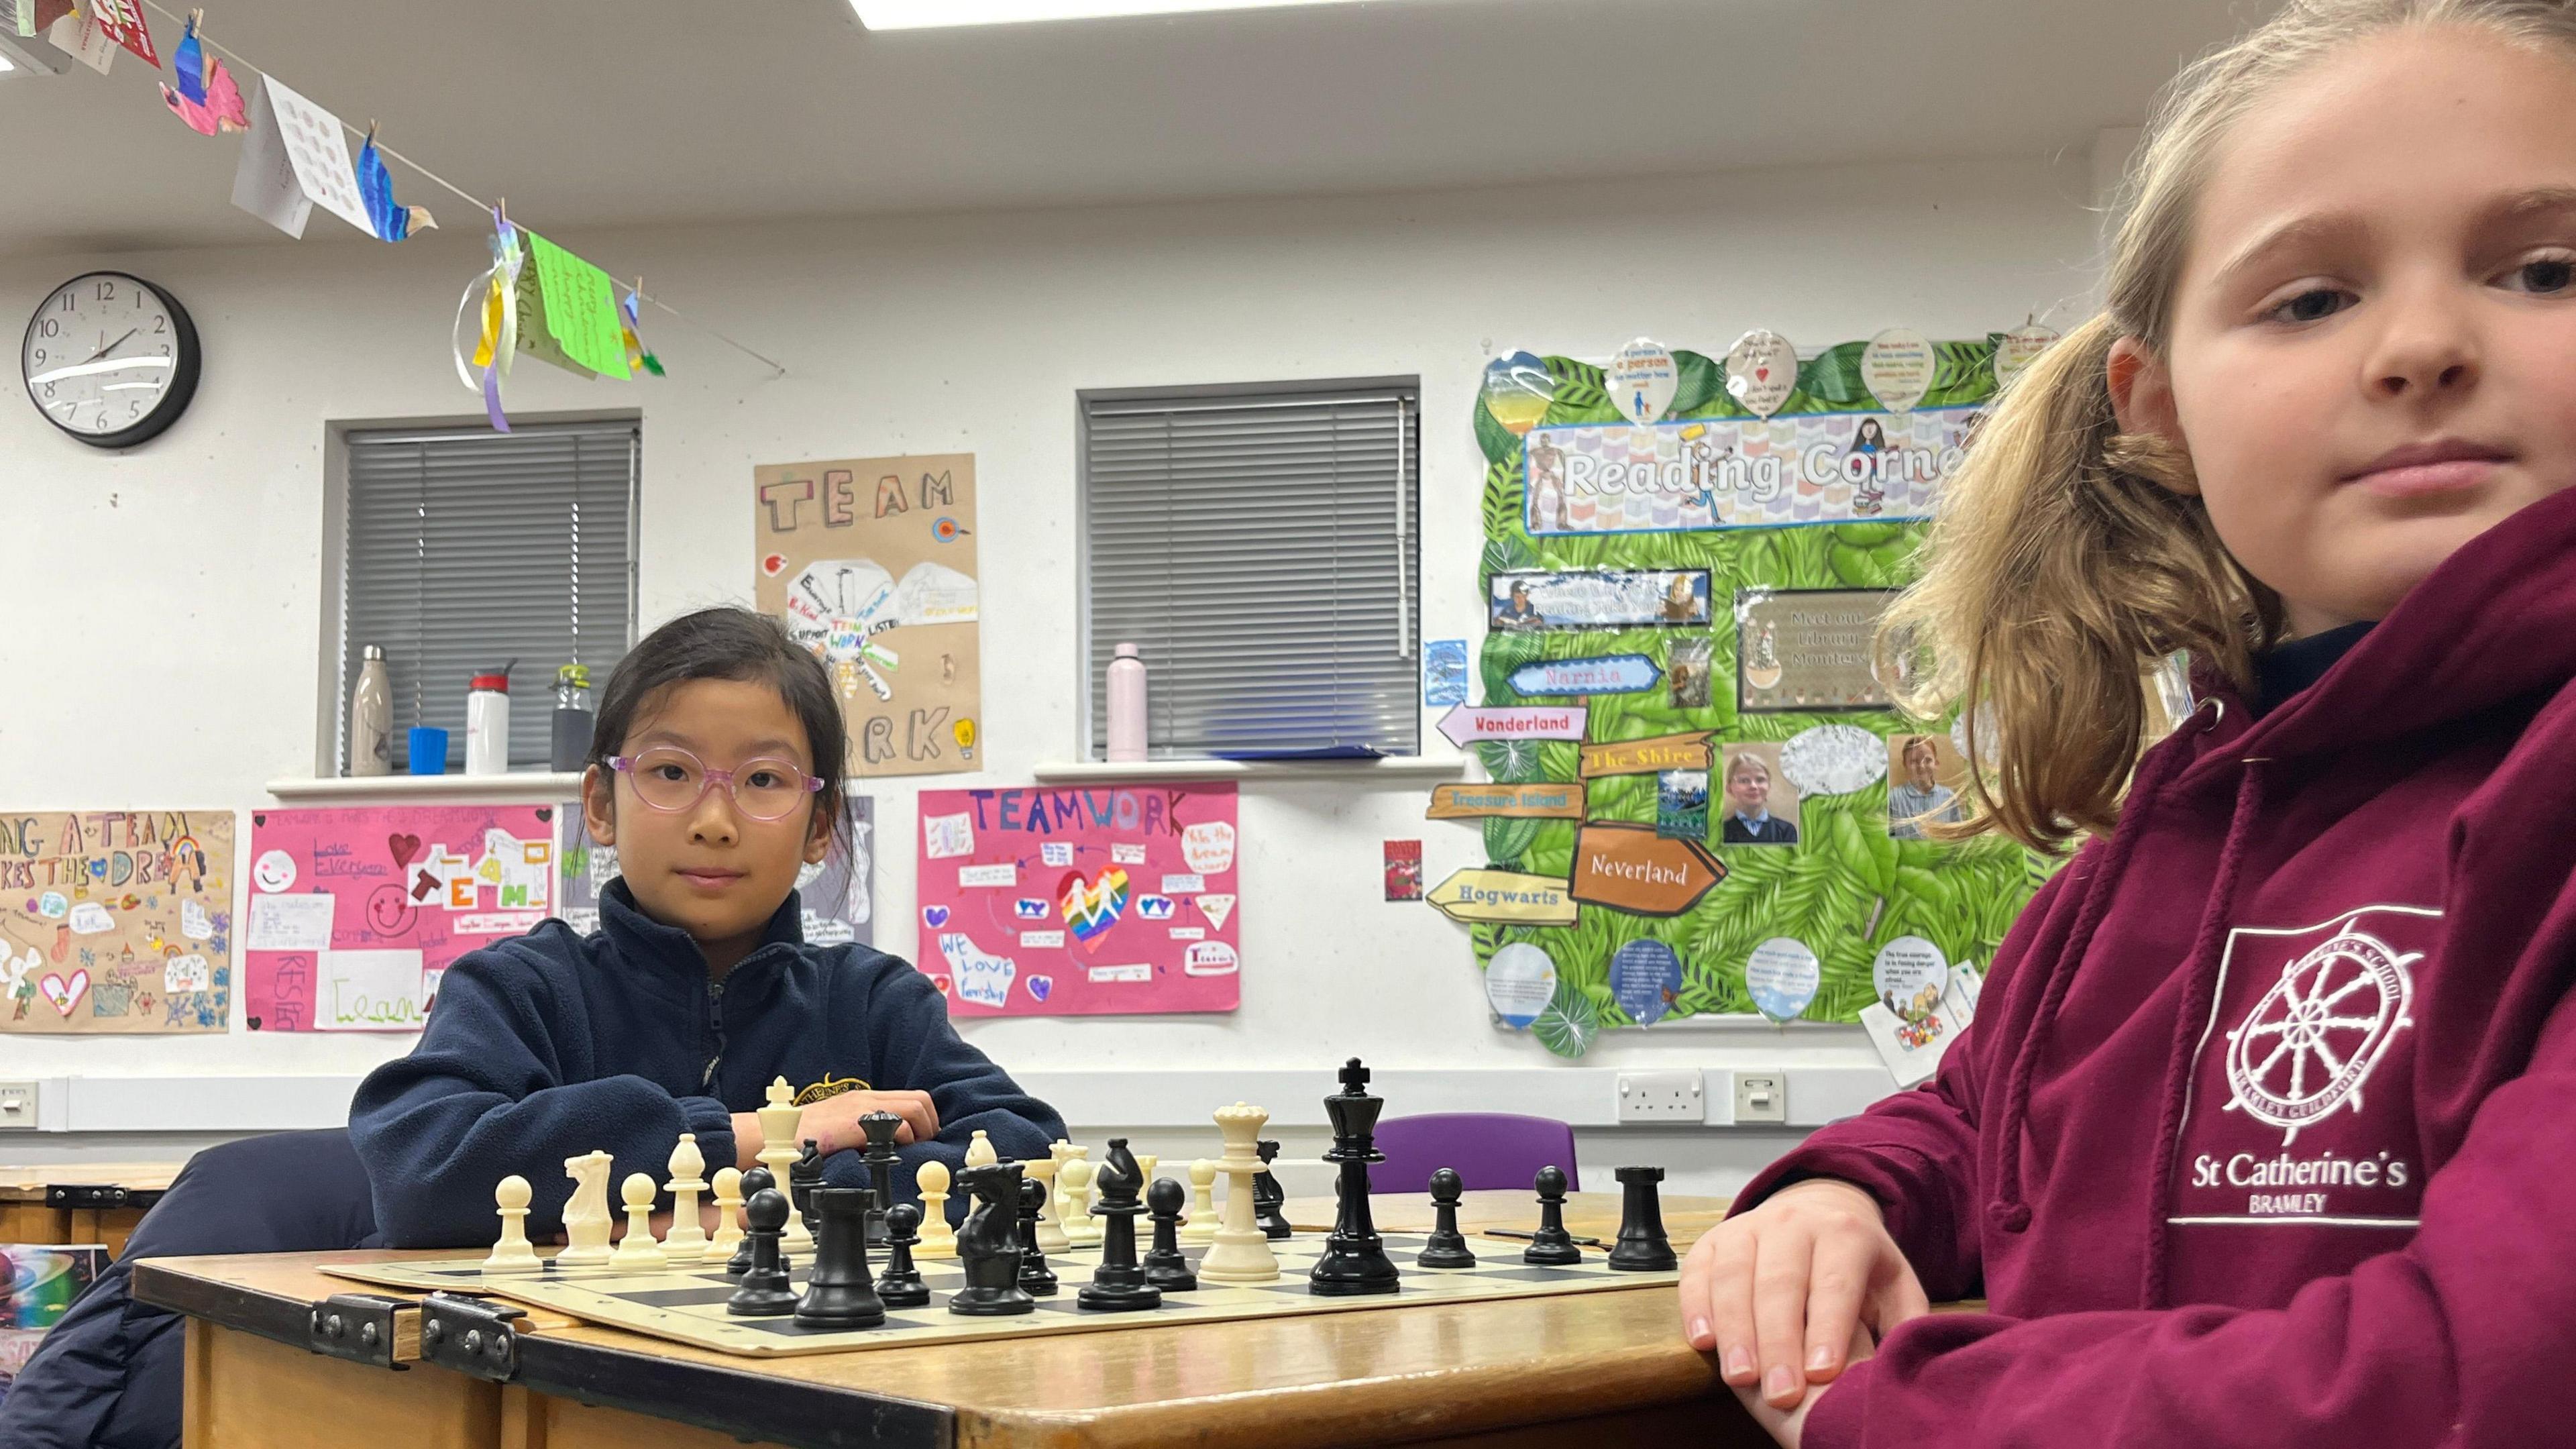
[348,879,1065,1246]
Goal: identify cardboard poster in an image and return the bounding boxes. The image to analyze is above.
[755,455,981,780]
[244,806,558,1033]
[914,784,1238,1016]
[0,810,233,1035]
[1735,588,1897,712]
[553,798,875,948]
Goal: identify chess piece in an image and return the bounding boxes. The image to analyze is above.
[1136,1153,1159,1189]
[1179,1159,1220,1246]
[949,1162,1036,1316]
[557,1150,615,1267]
[915,1160,958,1260]
[1254,1139,1292,1240]
[1016,1175,1059,1296]
[757,1077,813,1251]
[1076,1140,1161,1312]
[966,1130,998,1169]
[1523,1165,1582,1265]
[859,1110,904,1245]
[726,1188,800,1316]
[482,1175,541,1275]
[879,1203,932,1309]
[608,1173,669,1269]
[728,1167,778,1278]
[790,1139,826,1240]
[1198,1102,1281,1283]
[663,1134,710,1256]
[1061,1157,1103,1248]
[1026,1155,1067,1254]
[796,1187,888,1330]
[706,1167,746,1265]
[1417,1167,1477,1269]
[1607,1165,1677,1272]
[1140,1177,1198,1293]
[1309,1058,1399,1296]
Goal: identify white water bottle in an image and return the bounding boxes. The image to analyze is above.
[1106,643,1148,762]
[464,666,513,775]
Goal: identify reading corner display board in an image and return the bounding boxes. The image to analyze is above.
[1,811,234,1034]
[244,806,558,1032]
[1446,335,2049,1056]
[754,454,982,780]
[916,783,1240,1016]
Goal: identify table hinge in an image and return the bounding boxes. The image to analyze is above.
[419,1292,525,1381]
[46,1184,133,1210]
[306,1293,416,1369]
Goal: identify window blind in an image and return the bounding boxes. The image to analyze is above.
[1083,386,1420,757]
[340,421,639,771]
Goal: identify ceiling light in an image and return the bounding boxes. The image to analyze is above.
[850,0,1375,30]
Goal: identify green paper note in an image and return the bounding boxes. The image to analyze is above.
[526,233,631,381]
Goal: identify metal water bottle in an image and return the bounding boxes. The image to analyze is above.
[349,645,392,777]
[549,663,594,773]
[1106,642,1148,762]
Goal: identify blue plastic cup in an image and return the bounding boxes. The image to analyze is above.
[408,727,450,775]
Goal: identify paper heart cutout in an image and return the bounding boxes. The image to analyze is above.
[923,905,952,928]
[253,813,267,826]
[534,807,553,822]
[40,969,89,1016]
[1057,868,1132,949]
[762,553,788,577]
[247,1016,262,1031]
[929,974,953,996]
[388,833,423,869]
[1756,367,1770,380]
[1026,975,1053,1003]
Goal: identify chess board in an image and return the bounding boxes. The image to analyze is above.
[321,1232,1679,1359]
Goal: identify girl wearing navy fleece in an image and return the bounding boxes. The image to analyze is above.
[1682,3,2576,1445]
[348,606,1065,1247]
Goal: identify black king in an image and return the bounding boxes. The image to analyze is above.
[1309,1057,1401,1296]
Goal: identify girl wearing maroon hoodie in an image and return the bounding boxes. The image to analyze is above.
[1680,3,2576,1446]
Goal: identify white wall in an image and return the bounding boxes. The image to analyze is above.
[0,156,2106,1193]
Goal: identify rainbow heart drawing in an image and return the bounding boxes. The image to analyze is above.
[1058,867,1131,951]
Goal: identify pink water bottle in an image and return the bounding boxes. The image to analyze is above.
[1106,643,1148,762]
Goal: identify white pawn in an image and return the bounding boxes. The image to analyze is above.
[1051,1142,1091,1228]
[1061,1157,1103,1247]
[965,1130,998,1168]
[1136,1153,1160,1191]
[704,1167,745,1265]
[1027,1155,1067,1254]
[663,1134,710,1255]
[915,1159,957,1260]
[607,1173,668,1270]
[482,1175,541,1275]
[1179,1159,1220,1245]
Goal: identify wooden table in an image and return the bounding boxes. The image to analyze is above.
[1,1159,181,1254]
[133,1191,1765,1449]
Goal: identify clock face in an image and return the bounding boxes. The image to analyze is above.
[21,272,200,447]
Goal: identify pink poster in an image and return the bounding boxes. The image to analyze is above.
[916,784,1240,1016]
[244,804,560,1032]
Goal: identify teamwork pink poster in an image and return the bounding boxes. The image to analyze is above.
[915,784,1240,1016]
[244,804,559,1032]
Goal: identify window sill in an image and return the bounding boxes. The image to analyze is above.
[265,771,585,802]
[1029,757,1469,784]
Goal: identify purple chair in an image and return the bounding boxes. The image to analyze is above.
[1370,1112,1579,1195]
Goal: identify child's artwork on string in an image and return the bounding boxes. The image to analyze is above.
[0,810,234,1035]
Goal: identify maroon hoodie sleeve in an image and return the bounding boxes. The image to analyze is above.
[1799,982,2576,1449]
[1725,866,2079,1303]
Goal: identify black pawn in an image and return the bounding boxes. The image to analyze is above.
[1523,1165,1582,1265]
[725,1187,800,1316]
[1076,1138,1162,1312]
[1140,1177,1198,1293]
[1016,1175,1059,1296]
[727,1167,776,1278]
[1417,1167,1477,1269]
[1254,1138,1292,1240]
[859,1110,903,1246]
[878,1203,931,1308]
[796,1187,888,1330]
[790,1139,826,1238]
[949,1161,1034,1317]
[1607,1165,1677,1271]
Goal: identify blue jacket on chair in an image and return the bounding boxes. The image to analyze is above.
[347,879,1065,1247]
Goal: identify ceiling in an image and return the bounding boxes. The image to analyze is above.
[1,0,2266,256]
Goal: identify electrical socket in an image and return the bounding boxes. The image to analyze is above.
[1731,1072,1786,1124]
[0,1080,37,1132]
[1615,1069,1705,1123]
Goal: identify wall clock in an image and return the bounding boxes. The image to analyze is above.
[21,272,202,449]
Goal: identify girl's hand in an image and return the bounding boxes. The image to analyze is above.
[1733,1318,1874,1449]
[727,1089,943,1171]
[1679,1177,1929,1409]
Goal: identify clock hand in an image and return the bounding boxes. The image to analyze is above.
[82,328,140,366]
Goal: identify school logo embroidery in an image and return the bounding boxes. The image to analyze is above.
[792,1073,873,1106]
[2222,925,2417,1145]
